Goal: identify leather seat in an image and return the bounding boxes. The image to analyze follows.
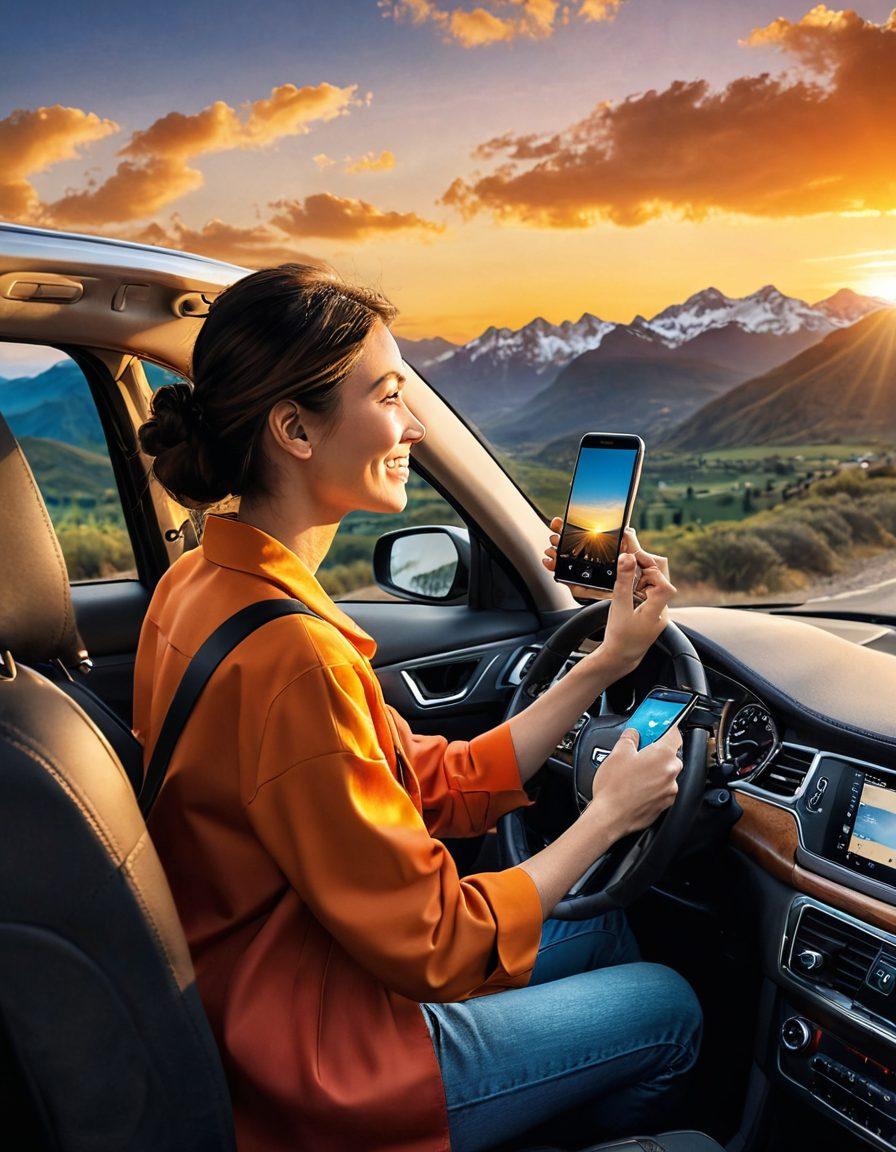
[0,415,236,1150]
[0,413,724,1152]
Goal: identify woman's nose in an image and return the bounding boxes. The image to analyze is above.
[405,413,426,444]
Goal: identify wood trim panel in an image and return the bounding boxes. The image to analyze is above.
[732,791,896,935]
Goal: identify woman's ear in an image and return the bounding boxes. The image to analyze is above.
[269,400,312,459]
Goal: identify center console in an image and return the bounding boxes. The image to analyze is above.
[776,894,896,1149]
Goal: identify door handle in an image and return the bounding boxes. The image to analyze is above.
[401,655,497,707]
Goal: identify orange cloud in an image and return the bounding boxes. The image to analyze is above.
[121,83,358,160]
[314,152,337,168]
[345,149,396,172]
[449,8,517,45]
[577,0,621,20]
[442,5,896,225]
[47,156,204,227]
[5,83,361,228]
[123,216,326,269]
[0,104,118,218]
[270,192,444,240]
[381,0,595,45]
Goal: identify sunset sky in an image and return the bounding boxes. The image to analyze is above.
[3,0,896,349]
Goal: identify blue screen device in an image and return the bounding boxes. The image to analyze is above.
[627,687,698,747]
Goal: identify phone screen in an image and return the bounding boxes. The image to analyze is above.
[556,440,641,591]
[627,689,696,747]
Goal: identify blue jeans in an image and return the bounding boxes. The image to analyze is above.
[421,910,702,1152]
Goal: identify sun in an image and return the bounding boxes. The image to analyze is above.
[859,274,896,303]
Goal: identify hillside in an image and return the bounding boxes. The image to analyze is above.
[483,332,743,448]
[19,436,118,508]
[662,308,896,450]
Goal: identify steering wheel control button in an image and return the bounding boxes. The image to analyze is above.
[591,749,608,765]
[781,1016,813,1052]
[866,959,896,997]
[797,948,825,973]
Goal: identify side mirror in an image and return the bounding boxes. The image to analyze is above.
[373,526,470,603]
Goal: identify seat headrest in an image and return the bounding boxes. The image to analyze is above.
[0,413,86,666]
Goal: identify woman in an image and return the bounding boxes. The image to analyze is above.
[133,264,701,1152]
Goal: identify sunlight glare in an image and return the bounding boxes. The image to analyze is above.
[860,274,896,302]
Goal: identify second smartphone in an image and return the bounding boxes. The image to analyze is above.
[554,432,645,593]
[625,687,698,748]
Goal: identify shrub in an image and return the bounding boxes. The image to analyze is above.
[317,558,374,598]
[781,505,854,550]
[669,530,784,592]
[57,522,134,580]
[862,493,896,535]
[829,497,890,545]
[758,521,838,576]
[811,471,869,498]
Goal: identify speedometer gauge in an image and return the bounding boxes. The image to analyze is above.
[724,703,779,778]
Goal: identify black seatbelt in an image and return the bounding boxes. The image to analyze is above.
[139,599,320,818]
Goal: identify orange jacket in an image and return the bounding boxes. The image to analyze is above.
[132,513,542,1152]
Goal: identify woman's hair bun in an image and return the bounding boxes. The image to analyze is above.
[139,381,197,456]
[138,381,230,507]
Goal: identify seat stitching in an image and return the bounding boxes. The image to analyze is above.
[0,721,122,859]
[122,830,183,987]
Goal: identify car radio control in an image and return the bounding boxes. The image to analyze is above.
[807,775,828,812]
[796,948,825,973]
[780,1016,813,1052]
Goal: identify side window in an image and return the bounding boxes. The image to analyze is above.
[0,344,136,581]
[319,472,465,601]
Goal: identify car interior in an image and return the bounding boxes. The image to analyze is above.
[5,221,896,1152]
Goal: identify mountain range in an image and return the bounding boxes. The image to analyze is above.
[398,286,888,427]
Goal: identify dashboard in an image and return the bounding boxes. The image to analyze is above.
[508,604,896,1150]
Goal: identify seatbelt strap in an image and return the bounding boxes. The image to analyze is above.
[139,599,319,818]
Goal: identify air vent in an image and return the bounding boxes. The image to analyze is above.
[791,906,880,998]
[503,647,540,687]
[754,744,816,796]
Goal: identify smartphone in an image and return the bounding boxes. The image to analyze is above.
[554,432,645,593]
[626,687,698,748]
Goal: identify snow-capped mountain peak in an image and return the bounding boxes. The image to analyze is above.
[462,311,615,370]
[646,284,836,345]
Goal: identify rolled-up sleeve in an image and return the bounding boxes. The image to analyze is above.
[387,706,534,839]
[245,662,542,1003]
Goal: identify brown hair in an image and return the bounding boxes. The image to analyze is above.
[138,263,398,507]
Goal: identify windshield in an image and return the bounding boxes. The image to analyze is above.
[406,357,896,614]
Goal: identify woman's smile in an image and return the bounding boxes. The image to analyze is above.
[385,454,410,481]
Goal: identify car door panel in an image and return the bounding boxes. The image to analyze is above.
[70,581,150,727]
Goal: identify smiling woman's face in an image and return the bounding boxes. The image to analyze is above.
[298,320,426,519]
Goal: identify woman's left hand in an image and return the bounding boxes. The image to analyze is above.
[543,517,677,677]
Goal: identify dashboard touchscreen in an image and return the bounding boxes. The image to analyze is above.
[833,768,896,885]
[848,780,896,872]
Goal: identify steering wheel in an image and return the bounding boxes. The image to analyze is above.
[498,599,709,919]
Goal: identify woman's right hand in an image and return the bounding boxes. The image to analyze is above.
[589,725,683,839]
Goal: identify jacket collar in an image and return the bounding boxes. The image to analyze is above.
[201,513,377,659]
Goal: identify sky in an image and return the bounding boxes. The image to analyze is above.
[567,445,638,531]
[3,0,896,355]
